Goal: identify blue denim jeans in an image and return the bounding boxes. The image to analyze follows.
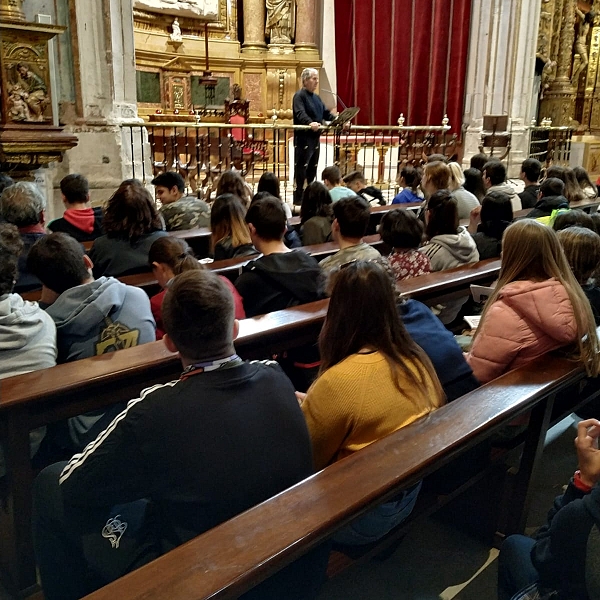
[333,481,422,546]
[498,535,539,600]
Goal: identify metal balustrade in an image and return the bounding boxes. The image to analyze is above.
[528,122,574,168]
[120,120,455,202]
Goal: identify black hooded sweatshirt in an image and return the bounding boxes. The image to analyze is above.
[526,194,569,219]
[235,250,324,317]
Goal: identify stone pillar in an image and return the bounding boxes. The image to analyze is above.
[295,0,318,53]
[539,0,576,126]
[462,0,542,176]
[242,0,266,53]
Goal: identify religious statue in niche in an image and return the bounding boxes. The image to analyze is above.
[170,18,182,41]
[7,62,49,122]
[573,7,595,82]
[265,0,295,44]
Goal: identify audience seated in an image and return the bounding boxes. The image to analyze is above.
[482,160,521,211]
[27,232,156,449]
[518,158,542,210]
[468,190,513,260]
[448,162,480,219]
[149,236,245,339]
[392,165,423,204]
[380,208,431,281]
[300,181,333,245]
[151,172,210,231]
[256,172,292,219]
[463,167,486,202]
[210,193,256,260]
[526,177,569,220]
[47,174,103,241]
[235,197,324,317]
[343,170,385,206]
[0,181,46,292]
[0,223,56,476]
[469,153,488,172]
[557,226,600,325]
[467,220,600,383]
[421,161,451,204]
[319,195,383,273]
[498,418,600,600]
[573,165,598,199]
[216,169,252,207]
[420,190,479,271]
[546,165,586,205]
[322,165,356,202]
[32,269,325,600]
[552,209,594,232]
[298,260,444,545]
[89,179,168,277]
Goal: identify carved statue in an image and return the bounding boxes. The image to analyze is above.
[265,0,294,44]
[170,18,182,41]
[573,8,595,82]
[540,59,557,99]
[8,63,49,122]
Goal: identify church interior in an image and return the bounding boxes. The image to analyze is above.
[2,0,600,599]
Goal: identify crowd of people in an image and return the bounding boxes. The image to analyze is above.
[1,150,600,600]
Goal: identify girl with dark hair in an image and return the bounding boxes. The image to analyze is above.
[380,208,430,281]
[300,181,333,245]
[210,194,256,261]
[392,165,423,204]
[299,260,444,545]
[546,166,586,204]
[573,165,598,199]
[215,170,252,207]
[463,167,486,202]
[148,236,245,339]
[468,190,513,259]
[420,190,479,271]
[89,179,167,277]
[257,172,292,219]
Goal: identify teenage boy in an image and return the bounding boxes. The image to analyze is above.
[235,197,324,317]
[518,158,542,210]
[48,174,103,242]
[151,171,210,231]
[32,270,324,600]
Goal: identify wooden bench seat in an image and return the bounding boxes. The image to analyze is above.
[82,352,600,600]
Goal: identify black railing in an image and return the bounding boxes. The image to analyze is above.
[528,124,574,167]
[121,120,455,202]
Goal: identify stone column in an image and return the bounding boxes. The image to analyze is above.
[462,0,542,176]
[540,0,577,126]
[295,0,317,52]
[242,0,266,53]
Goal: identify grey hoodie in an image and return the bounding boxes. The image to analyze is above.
[0,293,56,476]
[419,226,480,272]
[46,276,156,363]
[487,183,522,212]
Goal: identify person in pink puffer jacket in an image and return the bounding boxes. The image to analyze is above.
[467,219,600,384]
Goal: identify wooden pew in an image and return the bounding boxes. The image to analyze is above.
[0,258,501,596]
[82,352,600,600]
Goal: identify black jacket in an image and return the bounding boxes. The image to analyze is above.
[293,88,334,142]
[235,250,324,317]
[359,186,386,207]
[531,481,600,599]
[526,195,569,219]
[519,184,540,210]
[471,231,502,260]
[48,207,104,242]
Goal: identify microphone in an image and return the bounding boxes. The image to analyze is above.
[321,88,348,110]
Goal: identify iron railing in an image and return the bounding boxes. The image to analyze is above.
[120,120,455,202]
[528,122,574,167]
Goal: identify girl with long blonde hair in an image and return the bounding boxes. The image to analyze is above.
[467,219,600,383]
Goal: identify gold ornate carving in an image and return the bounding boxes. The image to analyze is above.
[0,0,25,22]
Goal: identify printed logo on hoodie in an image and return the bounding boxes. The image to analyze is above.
[95,317,140,355]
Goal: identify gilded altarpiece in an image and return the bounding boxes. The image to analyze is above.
[132,0,320,122]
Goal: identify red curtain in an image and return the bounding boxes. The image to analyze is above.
[334,0,472,132]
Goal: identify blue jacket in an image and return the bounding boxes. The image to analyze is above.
[398,299,479,401]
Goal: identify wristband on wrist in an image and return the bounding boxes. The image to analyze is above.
[574,470,593,493]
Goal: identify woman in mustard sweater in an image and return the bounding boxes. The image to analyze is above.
[299,260,445,545]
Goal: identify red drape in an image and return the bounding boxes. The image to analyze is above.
[334,0,472,132]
